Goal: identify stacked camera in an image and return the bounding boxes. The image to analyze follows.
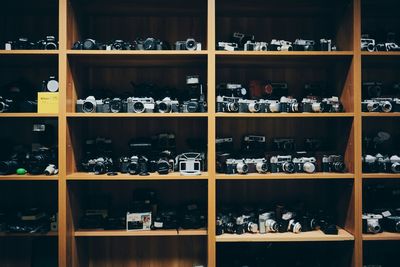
[216,135,346,175]
[76,75,206,113]
[361,32,400,52]
[217,204,338,236]
[0,208,57,234]
[0,76,59,113]
[362,132,400,174]
[0,123,58,176]
[81,133,206,176]
[72,37,201,51]
[4,36,58,50]
[79,190,206,231]
[362,81,400,113]
[216,82,343,113]
[217,32,337,51]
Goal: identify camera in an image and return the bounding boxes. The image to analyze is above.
[279,97,299,113]
[181,99,207,113]
[363,154,400,173]
[217,42,239,51]
[110,40,134,50]
[262,99,281,113]
[76,96,98,113]
[176,152,206,176]
[217,83,248,98]
[135,38,166,50]
[235,215,258,234]
[109,98,124,113]
[270,155,295,173]
[5,38,34,50]
[42,76,59,92]
[82,157,113,175]
[231,32,255,49]
[269,40,293,51]
[322,97,344,112]
[245,158,268,174]
[238,99,261,113]
[362,98,398,113]
[154,150,175,175]
[36,36,58,50]
[259,212,279,233]
[293,157,317,173]
[362,213,383,234]
[361,38,376,52]
[322,155,346,173]
[383,215,400,233]
[155,97,179,113]
[225,159,248,174]
[319,39,335,51]
[0,97,14,113]
[27,147,57,175]
[127,97,155,113]
[293,39,315,51]
[244,41,268,51]
[216,96,240,113]
[175,38,201,51]
[44,164,58,176]
[72,39,105,50]
[119,156,140,175]
[272,138,295,152]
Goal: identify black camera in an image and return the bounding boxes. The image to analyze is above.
[293,39,315,51]
[270,155,295,173]
[135,38,167,50]
[175,38,201,51]
[26,147,57,175]
[217,83,248,98]
[82,157,113,175]
[322,155,346,173]
[36,36,58,50]
[110,40,134,50]
[119,156,141,175]
[72,39,106,50]
[5,38,36,50]
[153,210,178,230]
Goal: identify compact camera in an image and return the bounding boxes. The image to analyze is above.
[362,213,383,234]
[127,97,155,113]
[244,41,268,51]
[322,155,346,173]
[216,96,240,113]
[176,152,205,176]
[362,98,400,113]
[175,38,201,51]
[293,39,315,51]
[156,97,179,113]
[238,99,261,113]
[293,157,317,173]
[270,155,295,173]
[82,157,113,175]
[225,159,249,174]
[269,40,293,51]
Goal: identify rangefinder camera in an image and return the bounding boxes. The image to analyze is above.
[126,97,155,113]
[269,40,293,51]
[175,38,201,51]
[362,213,383,234]
[362,98,400,113]
[322,155,346,173]
[244,41,268,51]
[293,157,317,173]
[76,96,113,113]
[156,97,180,113]
[245,158,269,174]
[238,99,261,113]
[361,38,376,52]
[225,159,249,174]
[216,96,241,113]
[270,155,295,173]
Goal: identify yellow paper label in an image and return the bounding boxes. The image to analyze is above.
[38,92,59,114]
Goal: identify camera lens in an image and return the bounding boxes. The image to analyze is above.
[236,162,248,174]
[186,101,199,112]
[158,102,171,113]
[303,162,316,173]
[133,101,145,113]
[333,161,345,172]
[127,162,139,175]
[391,162,400,173]
[83,39,96,50]
[143,38,156,50]
[283,162,295,173]
[367,102,379,112]
[185,39,197,50]
[269,102,280,112]
[227,102,239,112]
[110,100,122,113]
[256,162,268,173]
[83,101,95,113]
[265,219,278,232]
[248,102,260,113]
[381,101,392,112]
[44,43,57,50]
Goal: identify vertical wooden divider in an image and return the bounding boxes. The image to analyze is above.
[207,0,216,266]
[353,0,363,266]
[58,0,67,266]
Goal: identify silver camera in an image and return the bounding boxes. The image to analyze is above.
[156,97,180,113]
[238,99,261,113]
[270,39,293,51]
[126,97,155,113]
[361,38,376,52]
[259,212,278,233]
[76,96,97,113]
[175,38,202,51]
[245,158,268,174]
[263,99,281,113]
[216,96,241,113]
[217,42,238,51]
[362,213,383,234]
[293,157,317,173]
[225,159,248,174]
[244,41,268,51]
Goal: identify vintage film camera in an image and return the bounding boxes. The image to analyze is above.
[269,40,293,51]
[235,214,258,234]
[383,214,400,233]
[119,155,149,175]
[293,157,317,173]
[302,96,343,113]
[5,36,58,50]
[244,41,268,51]
[127,97,155,113]
[225,159,249,174]
[110,40,135,50]
[135,38,168,50]
[319,39,335,51]
[175,38,202,51]
[279,97,299,113]
[156,97,179,113]
[293,39,315,51]
[42,76,59,92]
[259,212,279,233]
[231,32,255,49]
[322,155,346,173]
[238,99,261,113]
[362,98,400,113]
[217,42,239,51]
[82,157,113,175]
[270,155,295,173]
[362,213,383,234]
[216,96,240,113]
[176,152,206,176]
[362,154,400,173]
[361,38,376,52]
[181,75,207,113]
[36,36,58,50]
[72,39,107,50]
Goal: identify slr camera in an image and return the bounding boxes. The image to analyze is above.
[181,99,207,113]
[293,39,315,51]
[156,97,179,113]
[293,157,317,173]
[262,99,281,113]
[322,155,346,173]
[76,96,100,113]
[120,156,142,175]
[362,213,383,234]
[110,40,134,50]
[127,97,155,113]
[238,99,261,113]
[154,150,175,175]
[235,215,258,234]
[5,38,35,50]
[270,155,295,173]
[225,159,248,174]
[244,41,268,51]
[302,96,343,113]
[362,98,400,113]
[135,38,167,50]
[363,154,400,173]
[216,96,240,113]
[82,157,114,175]
[259,212,279,233]
[36,36,58,50]
[175,38,201,51]
[72,39,106,50]
[176,152,206,176]
[269,40,293,51]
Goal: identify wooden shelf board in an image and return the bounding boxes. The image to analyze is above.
[0,232,58,237]
[216,113,354,118]
[363,232,400,241]
[74,229,207,237]
[216,228,354,242]
[0,175,58,181]
[361,51,400,56]
[217,173,354,180]
[362,112,400,117]
[363,173,400,179]
[66,172,208,180]
[0,113,58,118]
[66,113,208,118]
[0,50,59,55]
[215,51,354,56]
[66,50,208,55]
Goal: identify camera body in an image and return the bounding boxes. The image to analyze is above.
[72,39,106,50]
[127,97,155,113]
[293,157,317,173]
[322,155,346,173]
[181,99,207,113]
[362,98,399,113]
[82,157,113,174]
[155,97,180,113]
[176,152,206,176]
[175,39,201,51]
[27,147,57,175]
[245,158,269,173]
[362,213,383,234]
[76,96,98,113]
[269,40,293,51]
[216,96,240,113]
[322,97,344,112]
[217,42,239,51]
[225,159,248,174]
[110,40,134,50]
[319,39,334,51]
[270,155,295,173]
[136,38,165,50]
[238,99,261,113]
[361,38,376,52]
[36,36,58,50]
[279,97,299,113]
[244,41,268,51]
[119,156,140,174]
[259,212,279,233]
[293,39,315,51]
[235,214,258,235]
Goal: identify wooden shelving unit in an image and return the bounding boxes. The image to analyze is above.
[0,0,398,266]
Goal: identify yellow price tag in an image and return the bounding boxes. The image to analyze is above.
[38,92,59,114]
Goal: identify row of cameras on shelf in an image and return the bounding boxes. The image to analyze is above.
[361,32,400,52]
[217,205,338,236]
[363,209,400,234]
[0,76,59,113]
[80,190,206,232]
[0,208,58,234]
[216,136,346,175]
[362,81,400,113]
